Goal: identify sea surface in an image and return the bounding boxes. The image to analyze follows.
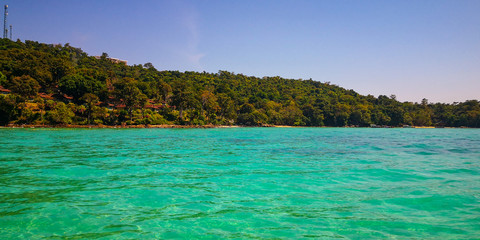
[0,128,479,239]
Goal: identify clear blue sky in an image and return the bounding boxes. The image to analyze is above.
[6,0,480,103]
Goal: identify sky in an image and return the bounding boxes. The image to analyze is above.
[5,0,480,103]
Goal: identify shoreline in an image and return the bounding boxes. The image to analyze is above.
[0,124,471,129]
[1,124,237,129]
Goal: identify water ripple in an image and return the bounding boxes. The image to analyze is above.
[0,128,479,239]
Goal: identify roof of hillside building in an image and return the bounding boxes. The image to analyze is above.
[38,93,54,99]
[0,85,11,93]
[93,56,127,65]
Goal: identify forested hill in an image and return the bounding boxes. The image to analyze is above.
[0,39,479,127]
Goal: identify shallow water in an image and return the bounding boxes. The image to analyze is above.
[0,128,479,239]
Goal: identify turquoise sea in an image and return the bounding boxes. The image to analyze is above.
[0,128,479,239]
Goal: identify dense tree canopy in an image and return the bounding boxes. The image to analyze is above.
[0,39,478,127]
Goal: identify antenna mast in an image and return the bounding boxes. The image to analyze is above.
[9,25,12,39]
[3,5,7,39]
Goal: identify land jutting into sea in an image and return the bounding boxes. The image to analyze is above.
[1,39,479,128]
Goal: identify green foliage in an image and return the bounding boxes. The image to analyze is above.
[46,102,74,124]
[80,93,99,124]
[0,38,478,127]
[59,73,104,100]
[9,75,40,97]
[0,94,17,125]
[0,71,6,86]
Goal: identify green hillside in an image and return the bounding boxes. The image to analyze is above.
[0,39,479,127]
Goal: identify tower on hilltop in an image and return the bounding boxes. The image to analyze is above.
[3,5,7,39]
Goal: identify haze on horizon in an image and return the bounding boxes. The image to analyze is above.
[7,0,480,103]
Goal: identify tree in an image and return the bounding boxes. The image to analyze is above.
[412,109,432,126]
[114,78,147,122]
[421,98,429,106]
[34,97,46,125]
[9,75,40,98]
[333,103,351,126]
[47,102,74,124]
[201,90,219,122]
[143,62,155,70]
[279,101,305,126]
[171,81,199,122]
[0,94,17,125]
[237,103,267,126]
[150,81,172,104]
[302,104,324,126]
[80,93,99,124]
[217,93,236,122]
[49,58,73,87]
[59,73,104,100]
[0,71,6,86]
[387,107,405,126]
[372,108,391,125]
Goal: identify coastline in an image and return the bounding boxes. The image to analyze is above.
[0,124,236,129]
[0,124,469,129]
